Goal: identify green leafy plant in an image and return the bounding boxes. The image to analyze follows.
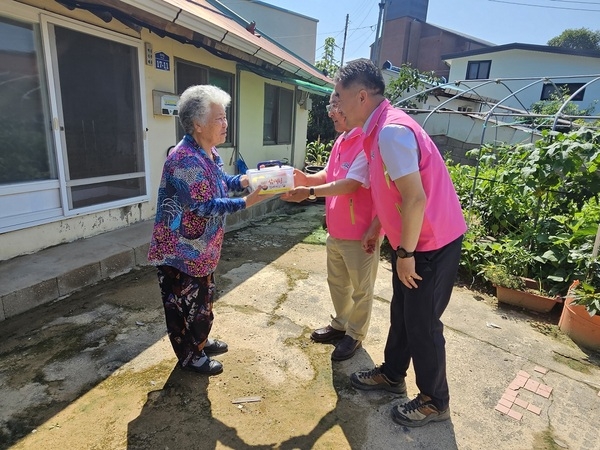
[449,127,600,297]
[305,139,333,167]
[480,263,525,290]
[569,279,600,316]
[307,37,337,144]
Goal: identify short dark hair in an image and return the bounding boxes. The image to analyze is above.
[333,58,385,95]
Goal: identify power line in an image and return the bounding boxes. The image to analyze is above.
[549,0,600,4]
[489,0,600,11]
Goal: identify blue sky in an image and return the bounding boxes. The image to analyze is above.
[265,0,600,63]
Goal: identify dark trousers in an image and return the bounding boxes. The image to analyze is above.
[157,266,215,368]
[382,236,463,411]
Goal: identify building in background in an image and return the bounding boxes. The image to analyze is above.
[372,0,492,79]
[218,0,318,65]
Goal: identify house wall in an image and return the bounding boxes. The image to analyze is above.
[0,0,312,261]
[235,70,305,169]
[447,50,600,110]
[218,0,317,64]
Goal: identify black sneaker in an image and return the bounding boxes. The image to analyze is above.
[183,354,223,375]
[331,335,361,361]
[350,365,407,395]
[391,393,450,427]
[204,338,228,355]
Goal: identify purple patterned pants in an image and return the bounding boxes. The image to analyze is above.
[157,265,215,367]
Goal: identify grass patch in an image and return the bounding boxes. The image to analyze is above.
[553,352,592,374]
[532,425,568,450]
[302,227,327,245]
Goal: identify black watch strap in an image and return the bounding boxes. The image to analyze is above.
[395,246,415,258]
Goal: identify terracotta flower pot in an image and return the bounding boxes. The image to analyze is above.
[558,289,600,350]
[495,285,562,313]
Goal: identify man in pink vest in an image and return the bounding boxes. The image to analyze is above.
[282,93,381,361]
[333,59,467,427]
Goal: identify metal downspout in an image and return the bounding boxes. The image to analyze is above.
[235,64,242,172]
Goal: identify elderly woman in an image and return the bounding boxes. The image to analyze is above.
[148,85,267,375]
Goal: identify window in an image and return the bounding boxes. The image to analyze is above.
[0,17,55,184]
[175,60,234,144]
[263,84,293,145]
[51,24,145,209]
[541,83,585,101]
[466,60,491,80]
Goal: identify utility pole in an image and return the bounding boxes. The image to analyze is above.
[340,13,349,66]
[374,1,385,67]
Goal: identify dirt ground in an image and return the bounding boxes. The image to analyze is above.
[1,204,599,450]
[1,206,377,450]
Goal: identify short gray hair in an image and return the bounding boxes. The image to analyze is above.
[177,85,231,135]
[334,58,385,95]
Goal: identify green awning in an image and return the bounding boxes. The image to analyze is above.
[239,63,333,97]
[293,79,333,96]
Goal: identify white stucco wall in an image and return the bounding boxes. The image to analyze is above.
[219,0,318,64]
[0,1,312,261]
[446,50,600,111]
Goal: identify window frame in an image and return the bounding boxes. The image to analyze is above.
[263,84,294,145]
[0,7,149,233]
[465,60,491,80]
[174,59,235,146]
[540,82,585,101]
[41,14,148,216]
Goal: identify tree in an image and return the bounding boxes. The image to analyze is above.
[522,87,598,130]
[307,37,338,144]
[384,63,441,108]
[547,28,600,51]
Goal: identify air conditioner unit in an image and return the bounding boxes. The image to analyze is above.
[297,91,312,110]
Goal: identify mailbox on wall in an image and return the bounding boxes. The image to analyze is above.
[152,90,179,116]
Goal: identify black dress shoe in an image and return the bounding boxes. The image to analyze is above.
[183,355,223,375]
[331,335,362,361]
[311,325,346,343]
[204,338,228,355]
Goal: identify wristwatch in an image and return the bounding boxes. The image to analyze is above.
[395,246,415,258]
[308,187,317,200]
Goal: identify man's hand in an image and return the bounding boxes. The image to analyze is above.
[281,186,309,203]
[396,257,422,289]
[361,217,382,254]
[292,168,309,187]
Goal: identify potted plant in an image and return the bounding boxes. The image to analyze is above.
[481,263,563,313]
[304,139,332,174]
[558,280,600,350]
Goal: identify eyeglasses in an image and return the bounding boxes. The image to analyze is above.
[326,104,339,113]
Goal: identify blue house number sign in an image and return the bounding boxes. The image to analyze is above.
[155,52,170,71]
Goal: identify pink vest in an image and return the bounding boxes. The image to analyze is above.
[325,128,376,240]
[363,100,467,251]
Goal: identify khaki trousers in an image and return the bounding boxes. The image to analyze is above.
[326,235,381,341]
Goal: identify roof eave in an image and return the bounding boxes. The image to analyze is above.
[120,0,332,87]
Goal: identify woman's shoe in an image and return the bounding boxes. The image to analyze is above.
[204,338,228,355]
[183,354,223,375]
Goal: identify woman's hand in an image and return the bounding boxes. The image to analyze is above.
[244,185,273,207]
[240,175,249,189]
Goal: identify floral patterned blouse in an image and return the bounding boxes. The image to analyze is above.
[148,134,245,277]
